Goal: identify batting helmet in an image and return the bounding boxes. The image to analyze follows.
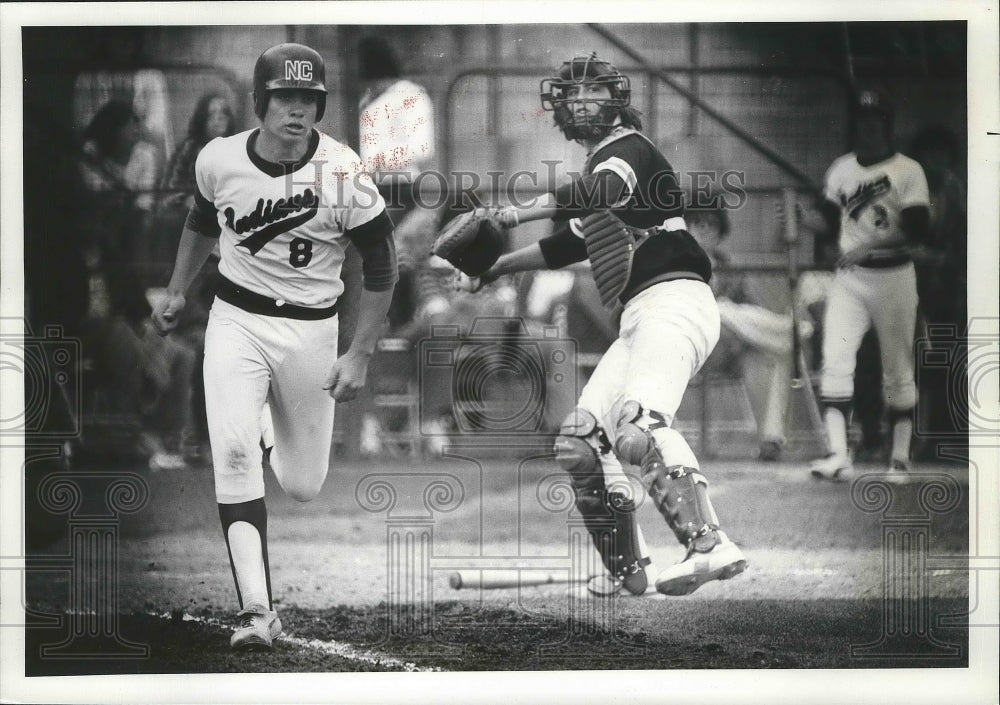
[850,88,895,139]
[540,53,636,141]
[253,43,328,121]
[852,88,893,123]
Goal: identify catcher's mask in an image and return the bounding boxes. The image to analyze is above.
[540,53,631,141]
[253,43,328,121]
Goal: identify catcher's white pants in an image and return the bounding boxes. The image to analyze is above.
[204,299,338,504]
[579,279,720,469]
[819,263,918,410]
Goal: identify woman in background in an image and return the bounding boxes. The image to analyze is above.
[160,92,236,210]
[155,92,237,460]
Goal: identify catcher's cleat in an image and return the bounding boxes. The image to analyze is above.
[584,566,649,597]
[809,453,856,483]
[654,536,747,597]
[885,458,911,485]
[586,564,657,598]
[586,574,621,597]
[230,604,282,650]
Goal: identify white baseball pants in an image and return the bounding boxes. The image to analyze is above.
[579,279,720,469]
[819,262,918,410]
[204,299,339,504]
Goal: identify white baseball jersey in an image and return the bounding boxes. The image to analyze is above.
[359,79,435,183]
[823,152,930,254]
[195,128,388,307]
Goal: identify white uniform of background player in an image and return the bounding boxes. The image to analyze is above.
[805,90,930,483]
[357,35,435,188]
[152,44,397,650]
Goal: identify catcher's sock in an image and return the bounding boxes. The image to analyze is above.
[824,407,849,459]
[219,499,272,609]
[890,415,913,464]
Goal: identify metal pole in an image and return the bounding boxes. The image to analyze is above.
[687,22,700,137]
[587,23,821,195]
[488,26,501,138]
[841,22,858,91]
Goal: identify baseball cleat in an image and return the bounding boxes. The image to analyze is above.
[886,459,911,484]
[809,453,856,482]
[230,604,282,650]
[654,539,747,596]
[586,566,656,597]
[587,574,624,597]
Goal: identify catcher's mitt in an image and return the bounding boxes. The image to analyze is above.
[431,207,506,277]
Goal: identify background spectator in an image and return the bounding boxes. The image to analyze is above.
[88,268,196,470]
[387,253,517,454]
[357,35,437,334]
[688,201,799,461]
[159,92,236,212]
[152,92,237,460]
[78,100,159,275]
[73,28,172,178]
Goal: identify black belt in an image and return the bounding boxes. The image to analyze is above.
[856,253,912,269]
[215,276,339,320]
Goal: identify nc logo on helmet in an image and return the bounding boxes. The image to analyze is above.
[284,59,313,81]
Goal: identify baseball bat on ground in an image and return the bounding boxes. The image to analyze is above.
[448,570,592,590]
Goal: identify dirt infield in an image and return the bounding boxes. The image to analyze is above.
[23,455,971,674]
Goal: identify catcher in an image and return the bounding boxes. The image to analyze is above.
[433,53,746,597]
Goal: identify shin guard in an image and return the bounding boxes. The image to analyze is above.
[642,461,721,553]
[613,400,721,552]
[555,409,650,594]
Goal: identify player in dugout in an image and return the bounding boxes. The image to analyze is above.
[434,53,747,597]
[800,89,930,484]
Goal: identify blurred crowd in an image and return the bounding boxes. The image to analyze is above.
[49,36,967,469]
[72,86,236,469]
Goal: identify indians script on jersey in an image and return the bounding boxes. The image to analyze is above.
[843,175,890,221]
[226,189,320,254]
[823,152,929,253]
[195,129,386,307]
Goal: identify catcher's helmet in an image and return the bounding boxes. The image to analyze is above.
[253,43,328,121]
[540,53,632,141]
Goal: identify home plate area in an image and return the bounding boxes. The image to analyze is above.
[23,458,970,673]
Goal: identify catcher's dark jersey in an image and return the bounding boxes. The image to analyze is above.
[538,127,712,303]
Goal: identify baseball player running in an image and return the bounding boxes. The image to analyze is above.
[437,54,746,597]
[802,89,930,483]
[151,43,397,649]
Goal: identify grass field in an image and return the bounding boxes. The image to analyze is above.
[20,448,973,678]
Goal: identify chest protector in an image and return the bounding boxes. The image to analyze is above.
[580,211,653,309]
